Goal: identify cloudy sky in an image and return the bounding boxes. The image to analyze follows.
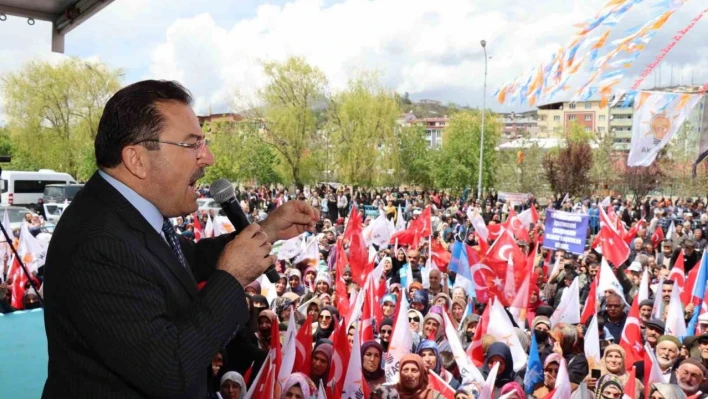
[1,0,707,120]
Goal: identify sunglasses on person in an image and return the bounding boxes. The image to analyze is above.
[319,315,332,321]
[409,317,420,322]
[380,329,392,336]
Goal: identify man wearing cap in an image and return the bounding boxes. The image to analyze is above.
[656,335,681,383]
[658,240,674,268]
[639,299,654,330]
[645,319,666,350]
[672,238,700,273]
[676,358,708,398]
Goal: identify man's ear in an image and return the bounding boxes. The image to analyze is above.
[122,145,149,179]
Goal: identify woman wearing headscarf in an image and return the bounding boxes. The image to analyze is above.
[421,313,445,343]
[595,344,644,398]
[313,306,339,343]
[481,342,523,396]
[378,318,394,352]
[287,268,307,296]
[595,374,624,399]
[450,298,466,325]
[526,285,545,327]
[218,371,246,399]
[533,353,562,398]
[433,293,452,310]
[395,354,445,399]
[649,383,687,399]
[382,294,397,318]
[451,287,467,304]
[318,293,332,307]
[310,342,333,388]
[459,314,480,350]
[501,382,525,399]
[281,372,318,399]
[362,340,386,391]
[314,272,331,295]
[416,340,457,386]
[255,310,278,351]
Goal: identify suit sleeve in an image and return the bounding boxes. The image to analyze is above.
[182,233,237,283]
[65,235,247,397]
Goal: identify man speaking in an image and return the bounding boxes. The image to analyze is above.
[41,80,318,398]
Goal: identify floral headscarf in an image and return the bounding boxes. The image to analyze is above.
[280,372,317,399]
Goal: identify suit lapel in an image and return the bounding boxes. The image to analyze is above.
[83,172,198,299]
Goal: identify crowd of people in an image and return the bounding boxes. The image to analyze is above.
[6,183,708,399]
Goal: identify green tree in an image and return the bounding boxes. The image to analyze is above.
[494,139,549,195]
[590,132,617,195]
[247,57,327,189]
[204,121,281,185]
[433,110,500,193]
[1,58,122,181]
[327,72,400,186]
[542,136,594,198]
[664,121,707,197]
[394,125,434,187]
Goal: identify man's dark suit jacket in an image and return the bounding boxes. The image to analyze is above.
[42,172,248,398]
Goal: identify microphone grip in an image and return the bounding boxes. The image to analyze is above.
[219,197,281,283]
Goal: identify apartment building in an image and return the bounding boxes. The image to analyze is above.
[497,110,539,140]
[537,101,610,138]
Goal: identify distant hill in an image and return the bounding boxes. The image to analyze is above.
[399,97,472,118]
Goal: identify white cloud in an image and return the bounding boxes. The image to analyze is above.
[1,0,707,119]
[145,0,708,113]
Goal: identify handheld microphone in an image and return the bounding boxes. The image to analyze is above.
[210,179,281,283]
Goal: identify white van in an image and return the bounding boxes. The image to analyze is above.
[1,170,76,206]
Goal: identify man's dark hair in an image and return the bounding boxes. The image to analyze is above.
[95,80,193,168]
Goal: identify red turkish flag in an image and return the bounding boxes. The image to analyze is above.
[192,213,203,242]
[347,230,369,286]
[651,225,665,248]
[669,250,687,304]
[597,207,630,267]
[293,313,313,376]
[343,205,362,243]
[327,320,351,399]
[390,206,433,248]
[360,277,379,343]
[428,370,456,398]
[683,266,700,306]
[619,295,644,371]
[466,299,491,367]
[622,220,645,246]
[250,353,276,399]
[580,279,597,325]
[431,239,451,272]
[484,229,527,306]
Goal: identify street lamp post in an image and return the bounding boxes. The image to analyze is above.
[477,40,488,201]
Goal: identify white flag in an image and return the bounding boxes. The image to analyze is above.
[508,272,531,329]
[277,234,305,260]
[488,298,528,371]
[550,358,572,399]
[385,293,412,384]
[341,324,367,399]
[627,92,702,166]
[550,277,580,326]
[0,210,10,243]
[366,212,392,249]
[204,214,214,238]
[293,236,318,265]
[258,274,278,305]
[584,314,602,370]
[638,268,650,303]
[666,221,676,241]
[278,311,297,387]
[467,210,488,241]
[479,362,499,399]
[442,312,484,383]
[598,258,627,305]
[652,276,665,320]
[665,283,687,337]
[395,207,406,232]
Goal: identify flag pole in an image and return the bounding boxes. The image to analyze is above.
[0,222,43,307]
